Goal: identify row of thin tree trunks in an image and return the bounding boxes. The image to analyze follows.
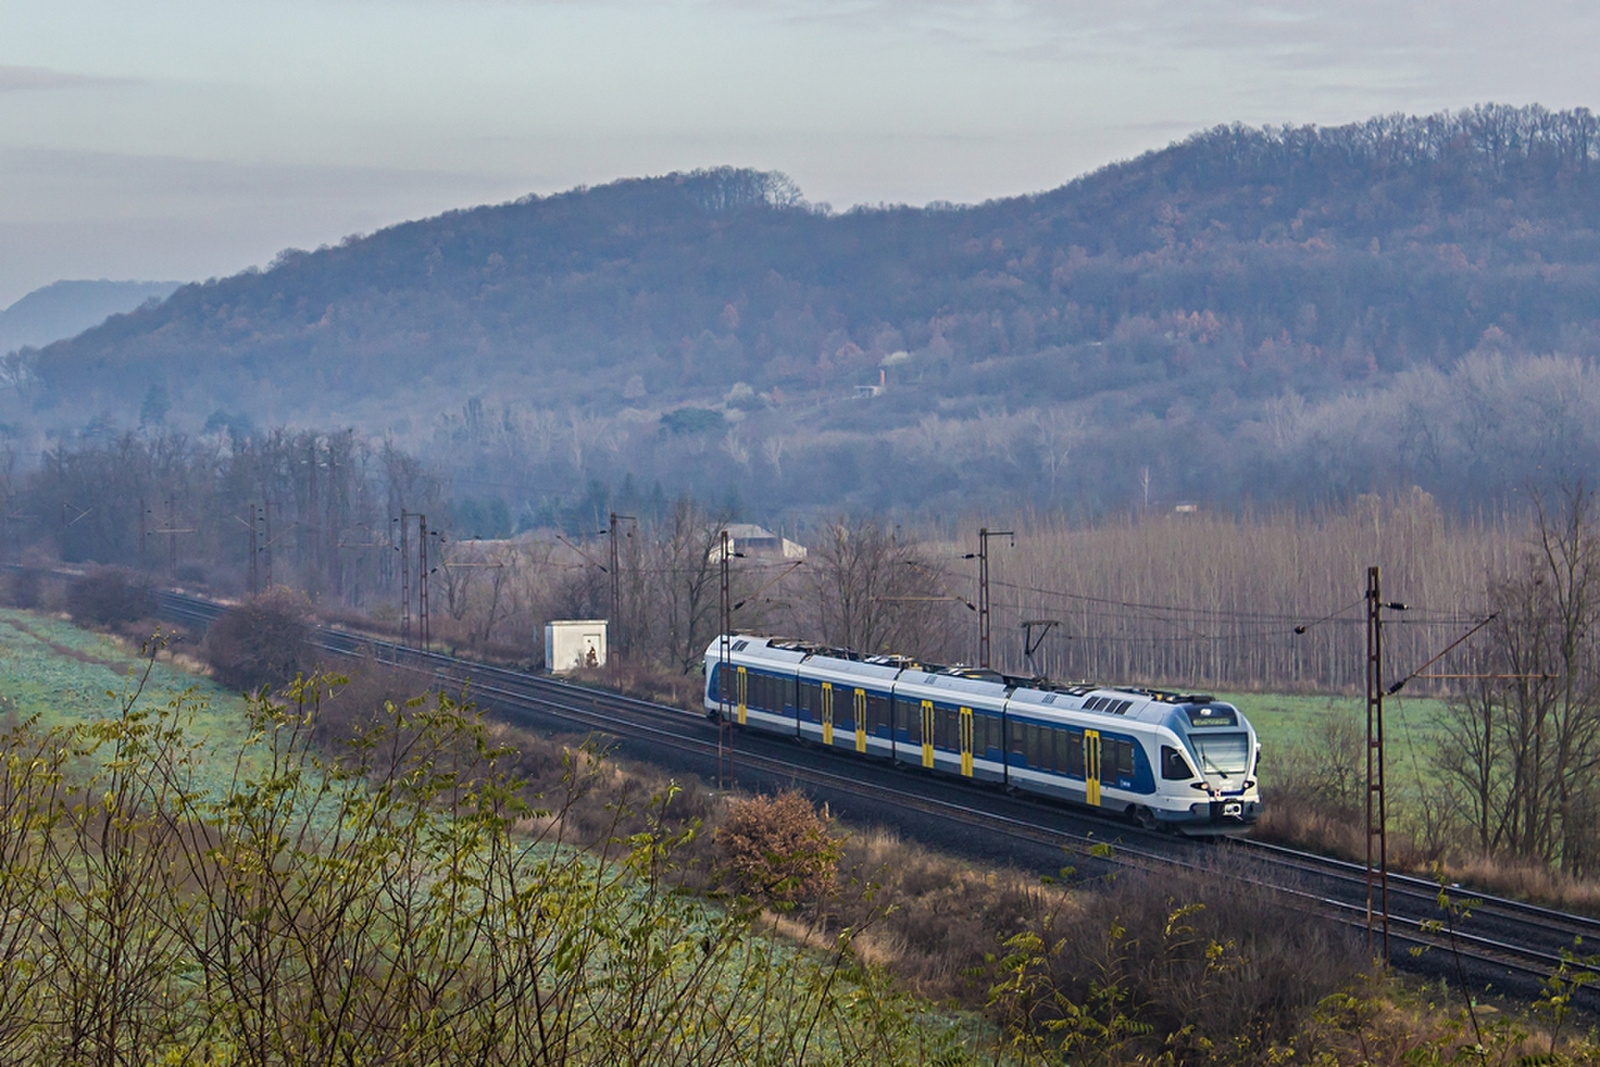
[955,490,1525,693]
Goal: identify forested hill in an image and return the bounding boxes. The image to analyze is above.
[20,104,1600,517]
[0,279,182,355]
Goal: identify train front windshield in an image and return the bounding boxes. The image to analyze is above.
[1189,733,1251,778]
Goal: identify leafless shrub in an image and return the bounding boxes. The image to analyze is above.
[1255,713,1369,860]
[2,568,41,609]
[65,566,151,627]
[200,588,311,691]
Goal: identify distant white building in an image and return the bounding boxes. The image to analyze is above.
[853,368,888,399]
[545,619,607,673]
[709,523,808,562]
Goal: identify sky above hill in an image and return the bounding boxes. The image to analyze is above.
[2,0,1596,309]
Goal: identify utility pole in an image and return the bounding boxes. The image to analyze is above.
[418,513,430,649]
[976,527,1014,669]
[326,446,341,598]
[1363,568,1419,963]
[608,512,636,670]
[1366,566,1393,962]
[140,497,196,578]
[718,529,735,789]
[166,496,178,572]
[249,504,259,595]
[609,512,621,663]
[399,509,411,646]
[263,501,274,588]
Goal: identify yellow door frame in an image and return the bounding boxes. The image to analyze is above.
[920,700,935,768]
[959,706,974,777]
[854,688,868,752]
[1084,729,1101,805]
[736,666,747,725]
[822,682,833,746]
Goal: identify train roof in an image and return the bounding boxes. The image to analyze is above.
[710,634,1243,729]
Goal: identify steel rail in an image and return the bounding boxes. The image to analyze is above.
[149,587,1600,1001]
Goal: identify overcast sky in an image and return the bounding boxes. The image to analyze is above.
[2,0,1596,308]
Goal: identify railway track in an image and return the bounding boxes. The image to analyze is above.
[151,588,1600,1007]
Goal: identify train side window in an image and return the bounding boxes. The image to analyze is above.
[836,689,855,731]
[1036,724,1055,772]
[800,681,822,723]
[977,712,1001,756]
[867,693,893,736]
[1115,740,1135,779]
[1101,739,1132,783]
[1064,730,1084,777]
[1161,745,1195,780]
[1026,723,1048,768]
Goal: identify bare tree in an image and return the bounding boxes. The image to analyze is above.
[1438,484,1600,871]
[474,542,522,650]
[802,518,956,658]
[648,498,728,674]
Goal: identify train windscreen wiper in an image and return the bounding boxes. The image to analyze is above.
[1198,749,1230,780]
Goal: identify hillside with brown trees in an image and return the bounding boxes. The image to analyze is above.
[11,104,1600,519]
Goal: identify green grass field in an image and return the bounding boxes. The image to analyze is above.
[0,609,989,1061]
[0,609,266,799]
[1224,689,1453,798]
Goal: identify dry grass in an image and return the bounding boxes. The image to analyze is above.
[826,823,1056,1002]
[1435,855,1600,917]
[566,659,706,712]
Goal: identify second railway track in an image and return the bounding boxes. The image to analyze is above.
[152,588,1600,1007]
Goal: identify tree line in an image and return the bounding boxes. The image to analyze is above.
[21,426,1600,884]
[3,429,441,606]
[14,105,1600,521]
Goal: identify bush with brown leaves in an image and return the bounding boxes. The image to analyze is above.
[714,790,841,905]
[200,588,311,691]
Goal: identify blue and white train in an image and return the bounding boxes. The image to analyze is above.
[703,635,1261,834]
